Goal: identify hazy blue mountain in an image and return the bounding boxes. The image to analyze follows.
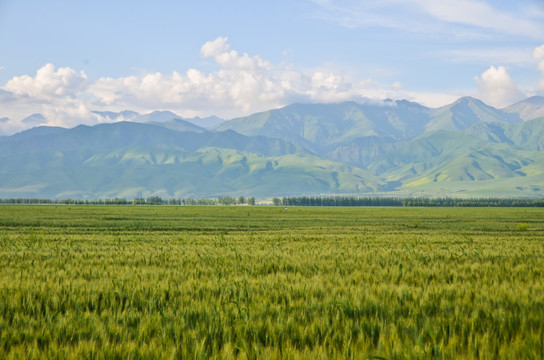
[187,115,224,128]
[213,101,432,153]
[505,118,544,151]
[90,109,224,128]
[425,97,518,132]
[132,111,224,128]
[503,96,544,121]
[325,136,399,168]
[133,110,180,123]
[461,115,544,151]
[148,118,207,133]
[0,122,303,161]
[21,113,46,126]
[212,98,524,170]
[0,126,67,144]
[463,122,513,144]
[369,130,539,186]
[0,122,384,198]
[91,110,140,121]
[2,97,543,199]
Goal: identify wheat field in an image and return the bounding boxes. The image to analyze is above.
[0,205,543,359]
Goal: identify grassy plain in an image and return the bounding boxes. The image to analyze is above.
[0,205,543,359]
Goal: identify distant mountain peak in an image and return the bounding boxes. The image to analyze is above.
[91,110,140,121]
[450,96,486,107]
[503,95,544,121]
[148,110,178,116]
[149,118,207,133]
[1,99,543,198]
[515,95,544,105]
[22,113,46,125]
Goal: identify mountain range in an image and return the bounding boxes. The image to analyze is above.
[1,96,543,199]
[90,110,225,128]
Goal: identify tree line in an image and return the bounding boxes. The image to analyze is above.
[0,196,255,206]
[1,196,543,207]
[272,196,544,207]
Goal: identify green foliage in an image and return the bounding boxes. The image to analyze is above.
[0,205,543,359]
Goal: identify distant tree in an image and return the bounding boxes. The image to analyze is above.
[238,196,245,205]
[146,196,164,205]
[247,197,255,206]
[218,196,236,205]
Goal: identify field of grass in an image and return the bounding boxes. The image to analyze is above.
[0,205,543,359]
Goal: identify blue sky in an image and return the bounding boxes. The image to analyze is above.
[1,0,543,133]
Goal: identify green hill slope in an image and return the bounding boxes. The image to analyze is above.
[1,97,543,199]
[368,130,541,193]
[0,122,384,198]
[425,97,518,132]
[214,100,431,150]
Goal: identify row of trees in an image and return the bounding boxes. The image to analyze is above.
[273,196,405,207]
[0,196,256,206]
[1,196,543,207]
[0,198,132,205]
[273,196,544,207]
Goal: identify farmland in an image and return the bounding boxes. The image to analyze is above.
[0,205,543,359]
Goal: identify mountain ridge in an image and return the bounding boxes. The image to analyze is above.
[2,96,543,199]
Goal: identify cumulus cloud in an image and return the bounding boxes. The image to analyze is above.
[87,37,385,117]
[474,66,526,107]
[0,64,90,132]
[5,63,88,100]
[534,44,544,89]
[0,64,92,133]
[200,37,272,71]
[200,37,231,58]
[0,37,463,134]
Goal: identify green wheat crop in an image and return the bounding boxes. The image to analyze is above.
[0,205,543,359]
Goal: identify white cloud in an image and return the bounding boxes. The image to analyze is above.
[0,63,91,133]
[409,0,543,39]
[534,44,544,89]
[0,37,499,134]
[312,0,544,39]
[88,37,387,117]
[474,66,526,107]
[200,36,230,58]
[200,37,271,71]
[390,81,403,90]
[5,63,88,100]
[534,44,544,59]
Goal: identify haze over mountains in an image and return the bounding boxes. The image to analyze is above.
[1,96,543,199]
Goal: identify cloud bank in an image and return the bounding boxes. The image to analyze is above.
[0,37,540,134]
[1,37,452,134]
